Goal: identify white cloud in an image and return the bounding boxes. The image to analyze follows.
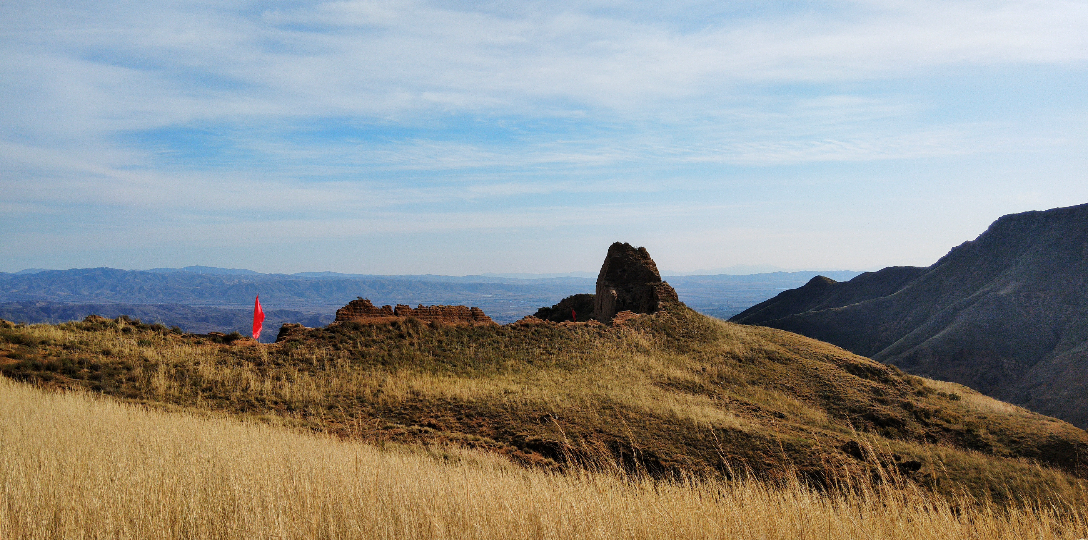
[3,0,1088,272]
[7,0,1088,132]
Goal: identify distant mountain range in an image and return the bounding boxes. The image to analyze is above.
[732,203,1088,428]
[0,267,594,313]
[0,266,861,340]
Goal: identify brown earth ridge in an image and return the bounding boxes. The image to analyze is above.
[334,298,495,326]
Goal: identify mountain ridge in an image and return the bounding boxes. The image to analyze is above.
[731,203,1088,428]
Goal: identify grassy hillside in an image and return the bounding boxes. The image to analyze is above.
[3,306,1087,507]
[5,377,1084,539]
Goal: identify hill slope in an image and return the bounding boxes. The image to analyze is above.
[5,376,1081,538]
[731,203,1088,427]
[2,307,1086,504]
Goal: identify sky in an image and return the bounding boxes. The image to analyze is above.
[2,0,1087,275]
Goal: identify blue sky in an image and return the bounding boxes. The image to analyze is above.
[2,0,1087,275]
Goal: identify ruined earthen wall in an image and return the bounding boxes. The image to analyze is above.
[335,298,396,322]
[335,298,495,325]
[594,242,679,321]
[393,304,493,323]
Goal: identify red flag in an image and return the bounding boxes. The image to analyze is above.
[571,308,576,322]
[252,295,265,341]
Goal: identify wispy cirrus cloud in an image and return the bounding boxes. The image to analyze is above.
[2,0,1088,273]
[7,1,1088,124]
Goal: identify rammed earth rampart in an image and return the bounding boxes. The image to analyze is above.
[334,298,495,326]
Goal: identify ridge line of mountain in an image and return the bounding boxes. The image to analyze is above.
[731,202,1088,429]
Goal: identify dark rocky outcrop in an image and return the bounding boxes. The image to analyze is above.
[594,242,679,322]
[731,203,1088,428]
[334,298,495,326]
[534,293,596,322]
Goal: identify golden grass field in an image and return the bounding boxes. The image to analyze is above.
[5,312,1088,505]
[2,376,1087,539]
[5,308,1088,538]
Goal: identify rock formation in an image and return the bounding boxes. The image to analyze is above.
[594,242,679,322]
[334,298,495,326]
[534,293,596,323]
[276,323,307,341]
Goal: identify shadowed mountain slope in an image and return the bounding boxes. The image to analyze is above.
[732,203,1088,428]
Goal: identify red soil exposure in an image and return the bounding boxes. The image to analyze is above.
[610,310,642,327]
[334,298,496,326]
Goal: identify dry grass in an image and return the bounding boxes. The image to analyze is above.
[925,379,1027,417]
[3,312,1088,506]
[0,316,759,431]
[2,376,1086,540]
